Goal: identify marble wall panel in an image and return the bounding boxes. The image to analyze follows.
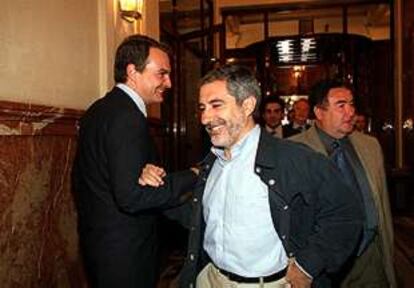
[0,100,87,287]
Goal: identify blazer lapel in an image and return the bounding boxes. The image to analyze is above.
[292,125,328,156]
[349,133,382,208]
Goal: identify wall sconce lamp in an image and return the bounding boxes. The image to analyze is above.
[119,0,143,23]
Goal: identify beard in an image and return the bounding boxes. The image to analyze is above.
[205,114,246,149]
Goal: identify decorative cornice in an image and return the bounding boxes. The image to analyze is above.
[0,100,83,136]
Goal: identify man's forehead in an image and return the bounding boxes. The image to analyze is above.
[147,48,170,68]
[199,92,233,103]
[328,87,353,99]
[266,102,282,109]
[199,83,235,103]
[294,100,309,108]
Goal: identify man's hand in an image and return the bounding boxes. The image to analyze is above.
[285,260,312,288]
[138,164,166,187]
[190,167,199,175]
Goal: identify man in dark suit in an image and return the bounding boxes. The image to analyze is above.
[283,98,311,137]
[261,96,286,138]
[72,35,196,288]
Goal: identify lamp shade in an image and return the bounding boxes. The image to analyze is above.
[119,0,143,22]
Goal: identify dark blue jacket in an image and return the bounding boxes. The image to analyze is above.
[179,129,363,288]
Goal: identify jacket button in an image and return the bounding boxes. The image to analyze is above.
[268,179,276,186]
[191,226,196,231]
[189,284,194,288]
[193,197,198,203]
[283,205,289,210]
[190,253,195,261]
[282,235,286,240]
[255,167,261,173]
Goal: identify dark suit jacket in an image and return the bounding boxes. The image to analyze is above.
[72,87,196,288]
[282,122,311,138]
[179,130,363,288]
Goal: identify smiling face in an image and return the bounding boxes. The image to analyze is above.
[198,80,256,152]
[126,47,171,104]
[314,87,356,139]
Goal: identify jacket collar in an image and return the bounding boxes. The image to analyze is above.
[198,151,216,176]
[200,127,282,170]
[255,128,281,169]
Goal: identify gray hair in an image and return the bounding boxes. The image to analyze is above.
[200,64,261,112]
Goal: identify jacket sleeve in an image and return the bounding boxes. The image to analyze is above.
[106,110,197,214]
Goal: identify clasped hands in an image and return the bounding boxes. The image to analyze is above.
[138,164,166,187]
[138,164,199,187]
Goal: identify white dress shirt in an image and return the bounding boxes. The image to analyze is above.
[203,125,288,277]
[116,83,147,117]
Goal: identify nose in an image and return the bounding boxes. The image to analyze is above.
[164,74,172,88]
[200,108,211,126]
[345,104,355,117]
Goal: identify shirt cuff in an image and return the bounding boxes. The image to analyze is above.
[294,260,313,279]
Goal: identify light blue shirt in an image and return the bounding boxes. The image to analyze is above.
[203,125,288,277]
[116,83,147,117]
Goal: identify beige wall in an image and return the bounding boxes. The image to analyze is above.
[0,0,99,109]
[0,0,159,110]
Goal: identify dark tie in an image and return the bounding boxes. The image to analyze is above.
[330,140,359,191]
[330,140,377,255]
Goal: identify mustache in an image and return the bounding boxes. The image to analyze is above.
[204,119,226,133]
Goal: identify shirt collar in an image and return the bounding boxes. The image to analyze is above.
[116,83,147,117]
[293,122,306,130]
[315,125,350,154]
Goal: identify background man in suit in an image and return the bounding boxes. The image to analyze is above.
[261,96,286,138]
[283,98,311,137]
[354,112,369,133]
[141,65,363,288]
[290,79,396,287]
[72,34,196,288]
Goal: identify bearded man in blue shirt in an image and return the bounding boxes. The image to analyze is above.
[141,64,363,288]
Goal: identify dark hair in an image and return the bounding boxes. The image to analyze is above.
[309,79,354,110]
[261,95,285,114]
[200,64,261,112]
[114,34,171,83]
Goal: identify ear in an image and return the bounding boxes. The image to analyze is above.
[126,64,137,78]
[242,96,257,116]
[313,106,323,121]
